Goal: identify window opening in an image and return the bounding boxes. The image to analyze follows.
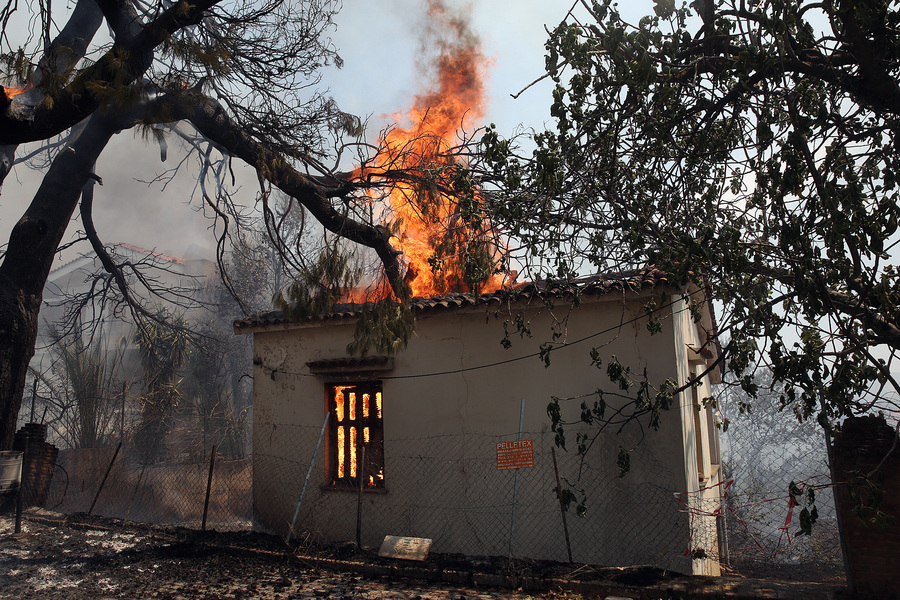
[328,382,385,489]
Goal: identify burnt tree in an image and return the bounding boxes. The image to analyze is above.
[0,0,457,449]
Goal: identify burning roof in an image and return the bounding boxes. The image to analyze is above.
[234,268,670,331]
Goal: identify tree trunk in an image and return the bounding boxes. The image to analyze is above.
[0,113,119,449]
[0,281,41,450]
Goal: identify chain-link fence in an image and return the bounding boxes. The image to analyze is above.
[40,442,253,531]
[254,424,696,569]
[22,418,703,571]
[8,411,254,532]
[719,413,845,581]
[15,410,846,583]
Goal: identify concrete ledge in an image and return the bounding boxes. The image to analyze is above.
[295,554,844,600]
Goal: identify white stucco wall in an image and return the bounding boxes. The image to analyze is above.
[670,294,723,575]
[243,289,721,574]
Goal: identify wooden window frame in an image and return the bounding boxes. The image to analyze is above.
[325,381,385,491]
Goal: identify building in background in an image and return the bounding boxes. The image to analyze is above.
[34,243,213,375]
[24,244,215,448]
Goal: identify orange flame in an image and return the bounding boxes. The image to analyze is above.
[352,0,505,300]
[3,82,31,100]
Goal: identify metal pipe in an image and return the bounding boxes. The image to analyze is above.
[201,445,217,531]
[552,446,573,563]
[285,411,330,545]
[88,442,121,516]
[508,398,525,556]
[356,444,366,549]
[14,438,28,534]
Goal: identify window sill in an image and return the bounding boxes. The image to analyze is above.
[320,484,388,494]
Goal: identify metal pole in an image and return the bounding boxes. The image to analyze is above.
[120,381,127,444]
[201,445,217,531]
[508,398,525,556]
[356,444,366,549]
[30,379,37,424]
[551,447,573,563]
[88,442,121,515]
[125,464,146,522]
[285,412,330,545]
[14,439,28,534]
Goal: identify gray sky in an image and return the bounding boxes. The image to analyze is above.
[1,0,652,263]
[326,0,571,136]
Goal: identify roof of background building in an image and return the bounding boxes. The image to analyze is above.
[233,267,671,331]
[47,242,190,279]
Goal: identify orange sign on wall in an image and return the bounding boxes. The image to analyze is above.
[496,439,534,470]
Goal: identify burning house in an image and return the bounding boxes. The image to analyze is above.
[235,270,724,575]
[235,2,723,575]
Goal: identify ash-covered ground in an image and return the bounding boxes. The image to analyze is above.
[0,509,848,600]
[0,510,565,600]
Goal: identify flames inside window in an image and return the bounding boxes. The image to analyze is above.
[328,382,385,489]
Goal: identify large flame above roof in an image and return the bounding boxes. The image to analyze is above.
[353,0,504,300]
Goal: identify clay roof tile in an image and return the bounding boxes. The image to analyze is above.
[234,267,669,331]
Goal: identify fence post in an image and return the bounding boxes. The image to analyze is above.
[830,416,900,597]
[286,411,330,545]
[88,442,121,516]
[356,444,366,549]
[14,437,28,534]
[125,464,146,522]
[119,381,127,444]
[201,445,217,531]
[551,446,573,563]
[508,398,525,557]
[30,379,37,423]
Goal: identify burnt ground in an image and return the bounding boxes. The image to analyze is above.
[0,508,674,600]
[0,509,845,600]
